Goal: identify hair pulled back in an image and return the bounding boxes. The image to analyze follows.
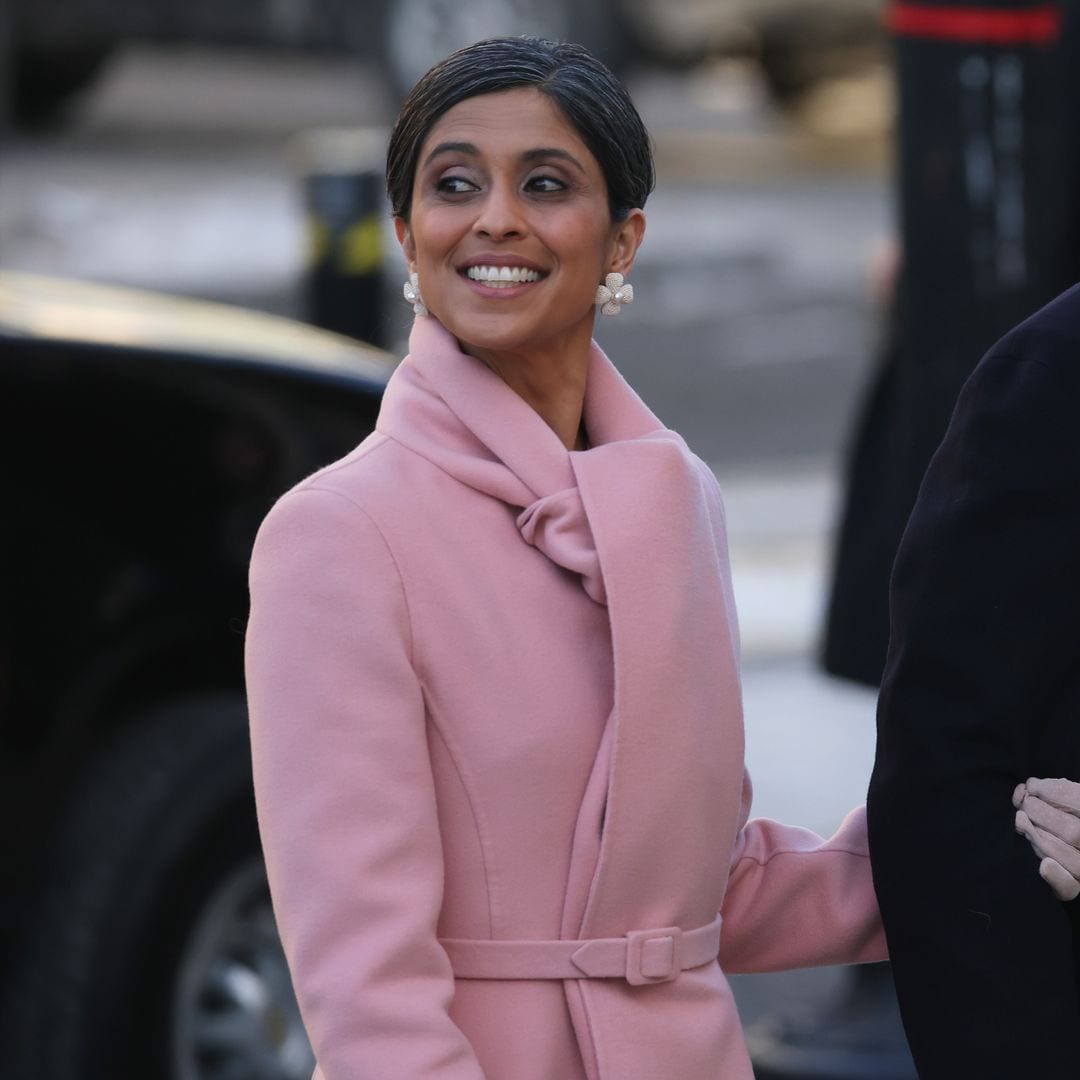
[386,37,654,223]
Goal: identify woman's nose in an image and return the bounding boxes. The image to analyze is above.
[473,185,526,239]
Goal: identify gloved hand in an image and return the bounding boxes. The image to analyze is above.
[1013,777,1080,902]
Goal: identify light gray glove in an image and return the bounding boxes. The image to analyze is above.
[1013,777,1080,901]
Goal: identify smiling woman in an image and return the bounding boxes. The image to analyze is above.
[381,39,653,450]
[238,35,1019,1080]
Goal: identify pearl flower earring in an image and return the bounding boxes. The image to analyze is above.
[595,272,634,316]
[403,271,428,316]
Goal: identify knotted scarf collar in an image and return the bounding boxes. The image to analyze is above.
[376,316,743,941]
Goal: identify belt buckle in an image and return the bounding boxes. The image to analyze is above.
[624,926,682,986]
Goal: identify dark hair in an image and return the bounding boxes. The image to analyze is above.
[386,37,654,222]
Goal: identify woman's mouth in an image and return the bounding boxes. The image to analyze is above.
[464,265,543,289]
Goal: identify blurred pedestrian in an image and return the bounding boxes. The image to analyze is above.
[869,282,1080,1078]
[243,36,1066,1080]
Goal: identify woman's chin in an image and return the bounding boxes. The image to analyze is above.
[440,313,594,365]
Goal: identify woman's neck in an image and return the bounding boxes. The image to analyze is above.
[465,332,592,452]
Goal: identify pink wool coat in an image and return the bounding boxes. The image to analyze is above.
[245,316,886,1080]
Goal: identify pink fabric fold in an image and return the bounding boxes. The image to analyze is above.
[516,489,607,605]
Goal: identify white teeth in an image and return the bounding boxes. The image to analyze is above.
[466,265,541,285]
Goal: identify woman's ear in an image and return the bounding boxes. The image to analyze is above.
[608,209,646,278]
[394,217,416,268]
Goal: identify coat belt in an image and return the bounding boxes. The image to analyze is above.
[440,913,722,987]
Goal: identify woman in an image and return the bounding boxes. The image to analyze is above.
[245,37,1075,1080]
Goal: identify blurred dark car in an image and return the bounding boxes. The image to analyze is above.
[0,271,393,1080]
[2,0,884,126]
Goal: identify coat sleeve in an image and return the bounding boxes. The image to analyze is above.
[245,486,486,1080]
[718,772,886,973]
[868,350,1080,1078]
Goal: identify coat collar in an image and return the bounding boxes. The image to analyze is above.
[376,315,665,509]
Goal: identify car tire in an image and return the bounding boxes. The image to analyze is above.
[0,697,312,1080]
[377,0,627,105]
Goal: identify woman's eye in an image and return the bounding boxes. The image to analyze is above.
[527,175,566,193]
[437,176,477,194]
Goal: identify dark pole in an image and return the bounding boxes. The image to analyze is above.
[298,128,390,348]
[888,0,1074,596]
[824,0,1076,690]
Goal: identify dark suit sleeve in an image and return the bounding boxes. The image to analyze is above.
[868,349,1080,1078]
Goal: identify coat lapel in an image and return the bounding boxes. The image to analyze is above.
[571,437,743,938]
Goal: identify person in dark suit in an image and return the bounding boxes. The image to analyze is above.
[868,282,1080,1078]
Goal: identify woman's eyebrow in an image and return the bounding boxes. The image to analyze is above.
[423,141,479,167]
[521,147,586,174]
[422,142,587,175]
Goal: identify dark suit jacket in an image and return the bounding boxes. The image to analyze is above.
[868,282,1080,1078]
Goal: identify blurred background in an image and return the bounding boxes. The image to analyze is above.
[1,1,1077,1078]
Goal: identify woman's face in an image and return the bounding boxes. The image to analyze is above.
[396,87,644,361]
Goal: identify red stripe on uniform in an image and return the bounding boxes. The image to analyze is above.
[886,3,1062,44]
